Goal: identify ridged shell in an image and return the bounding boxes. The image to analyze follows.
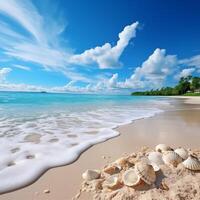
[148,152,164,166]
[155,144,171,153]
[135,161,156,185]
[162,151,182,167]
[82,169,100,181]
[183,155,200,171]
[174,148,188,160]
[104,174,120,189]
[122,169,141,187]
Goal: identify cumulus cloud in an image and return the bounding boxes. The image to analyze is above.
[70,22,139,69]
[0,68,12,82]
[175,68,195,80]
[108,73,118,87]
[117,48,177,89]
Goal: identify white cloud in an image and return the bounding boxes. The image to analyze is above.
[0,0,77,79]
[0,0,139,83]
[0,83,45,92]
[108,73,118,87]
[175,68,195,79]
[70,22,139,69]
[5,42,70,70]
[117,48,177,89]
[13,64,31,71]
[0,68,12,82]
[0,0,46,44]
[179,55,200,71]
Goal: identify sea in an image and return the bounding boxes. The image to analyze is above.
[0,91,171,193]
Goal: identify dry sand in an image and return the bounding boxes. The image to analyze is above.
[1,97,200,200]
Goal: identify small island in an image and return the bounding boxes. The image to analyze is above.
[132,76,200,96]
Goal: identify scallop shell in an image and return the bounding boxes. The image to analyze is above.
[82,169,100,181]
[182,155,200,171]
[174,148,188,160]
[122,168,141,187]
[155,144,171,153]
[103,165,121,175]
[104,174,121,189]
[135,161,156,185]
[162,151,182,167]
[148,152,164,166]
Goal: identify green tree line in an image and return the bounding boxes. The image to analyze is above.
[131,76,200,96]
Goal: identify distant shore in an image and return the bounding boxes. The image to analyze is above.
[1,96,200,200]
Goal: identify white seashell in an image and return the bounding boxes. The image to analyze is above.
[148,152,164,166]
[82,169,100,181]
[104,174,121,189]
[174,148,188,160]
[162,151,182,167]
[135,161,156,185]
[155,144,171,153]
[122,168,141,187]
[183,155,200,171]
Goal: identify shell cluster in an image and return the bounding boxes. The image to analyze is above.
[80,144,200,198]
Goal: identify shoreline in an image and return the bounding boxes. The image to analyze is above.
[168,96,200,104]
[1,97,200,200]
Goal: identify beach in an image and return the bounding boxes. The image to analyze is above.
[0,96,199,200]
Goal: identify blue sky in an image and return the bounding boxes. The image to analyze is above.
[0,0,200,93]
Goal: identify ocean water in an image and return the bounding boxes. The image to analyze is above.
[0,92,170,193]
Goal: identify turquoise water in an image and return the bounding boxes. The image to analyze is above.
[0,92,169,193]
[0,92,165,117]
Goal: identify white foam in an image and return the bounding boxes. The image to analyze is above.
[0,101,167,193]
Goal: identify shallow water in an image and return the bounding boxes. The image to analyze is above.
[0,92,171,193]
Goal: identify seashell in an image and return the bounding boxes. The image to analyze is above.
[148,152,164,166]
[122,168,141,187]
[155,144,171,153]
[150,162,160,172]
[135,161,156,185]
[115,157,129,167]
[174,148,188,160]
[103,165,121,175]
[104,174,121,189]
[182,155,200,171]
[162,151,182,167]
[82,169,100,181]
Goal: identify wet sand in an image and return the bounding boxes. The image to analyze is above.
[1,97,200,200]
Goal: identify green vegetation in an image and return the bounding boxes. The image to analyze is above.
[131,76,200,96]
[183,93,200,96]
